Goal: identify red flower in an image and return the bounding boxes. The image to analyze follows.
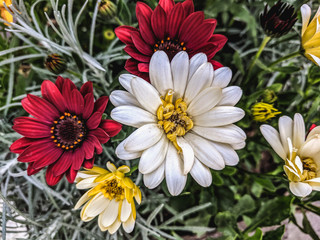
[10,77,122,186]
[115,0,227,81]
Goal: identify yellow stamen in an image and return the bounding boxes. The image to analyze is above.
[251,102,281,122]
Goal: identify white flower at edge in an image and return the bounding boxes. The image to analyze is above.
[260,113,320,197]
[110,51,246,196]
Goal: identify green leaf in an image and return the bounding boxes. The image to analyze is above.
[222,167,237,176]
[212,171,224,186]
[263,225,285,240]
[246,228,262,240]
[214,211,238,238]
[273,66,300,73]
[302,212,320,240]
[232,194,255,217]
[251,182,263,198]
[253,176,276,192]
[232,51,245,75]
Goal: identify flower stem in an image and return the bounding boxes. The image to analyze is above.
[268,50,302,68]
[244,36,271,83]
[114,16,125,26]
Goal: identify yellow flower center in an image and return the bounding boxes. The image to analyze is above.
[156,90,193,151]
[251,102,281,122]
[94,179,125,201]
[301,158,317,181]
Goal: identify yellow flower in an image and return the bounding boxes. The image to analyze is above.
[301,4,320,65]
[0,0,13,24]
[251,102,281,122]
[74,162,141,234]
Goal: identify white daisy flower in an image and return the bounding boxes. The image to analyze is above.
[260,113,320,197]
[110,51,246,196]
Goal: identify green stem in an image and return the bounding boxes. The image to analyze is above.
[66,69,81,79]
[127,165,138,176]
[244,36,271,84]
[114,16,125,26]
[268,50,302,68]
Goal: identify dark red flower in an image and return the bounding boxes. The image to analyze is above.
[115,0,227,81]
[10,76,122,186]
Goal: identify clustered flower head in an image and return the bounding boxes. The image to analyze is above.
[110,50,246,195]
[301,4,320,66]
[260,0,297,38]
[115,0,227,80]
[251,102,281,122]
[10,76,122,185]
[44,54,67,75]
[261,114,320,197]
[74,162,141,234]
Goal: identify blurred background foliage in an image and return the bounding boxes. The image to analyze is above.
[1,0,320,239]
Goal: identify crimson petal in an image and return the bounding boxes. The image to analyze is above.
[82,93,94,120]
[179,12,205,45]
[131,31,153,56]
[209,60,224,70]
[115,26,138,45]
[182,0,194,15]
[100,119,122,137]
[151,5,167,40]
[87,134,103,154]
[13,117,51,138]
[136,2,156,45]
[138,63,149,72]
[94,96,109,113]
[18,140,62,163]
[46,165,64,186]
[68,89,84,116]
[27,162,43,175]
[41,80,66,113]
[186,23,216,50]
[66,168,77,183]
[167,3,185,39]
[125,58,150,81]
[10,137,36,154]
[50,151,73,176]
[90,128,110,144]
[82,140,95,159]
[86,112,103,130]
[124,46,151,62]
[83,157,94,169]
[30,146,63,170]
[72,147,85,171]
[22,95,60,122]
[159,0,174,14]
[208,34,228,50]
[80,81,93,97]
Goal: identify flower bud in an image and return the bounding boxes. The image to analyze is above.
[262,89,277,103]
[44,54,67,74]
[260,1,297,38]
[99,0,117,19]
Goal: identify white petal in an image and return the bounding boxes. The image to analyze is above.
[190,157,212,187]
[193,106,245,127]
[284,165,300,180]
[107,162,117,172]
[192,125,246,145]
[293,113,305,149]
[74,190,91,210]
[184,133,225,170]
[165,143,187,196]
[98,214,108,231]
[124,124,163,152]
[120,199,132,222]
[231,141,246,150]
[111,106,156,128]
[306,177,320,183]
[301,4,311,36]
[119,74,145,94]
[211,67,232,88]
[108,219,121,234]
[184,62,214,104]
[278,116,293,156]
[101,199,119,227]
[289,182,312,197]
[123,214,135,233]
[294,156,304,175]
[171,51,189,97]
[217,86,242,106]
[300,137,320,159]
[306,126,320,140]
[211,142,239,166]
[85,193,109,217]
[143,162,165,189]
[131,77,162,114]
[308,53,320,66]
[188,53,208,81]
[149,51,173,96]
[110,90,140,107]
[76,177,98,189]
[260,124,286,160]
[177,137,195,174]
[116,139,142,160]
[187,87,222,116]
[139,135,168,174]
